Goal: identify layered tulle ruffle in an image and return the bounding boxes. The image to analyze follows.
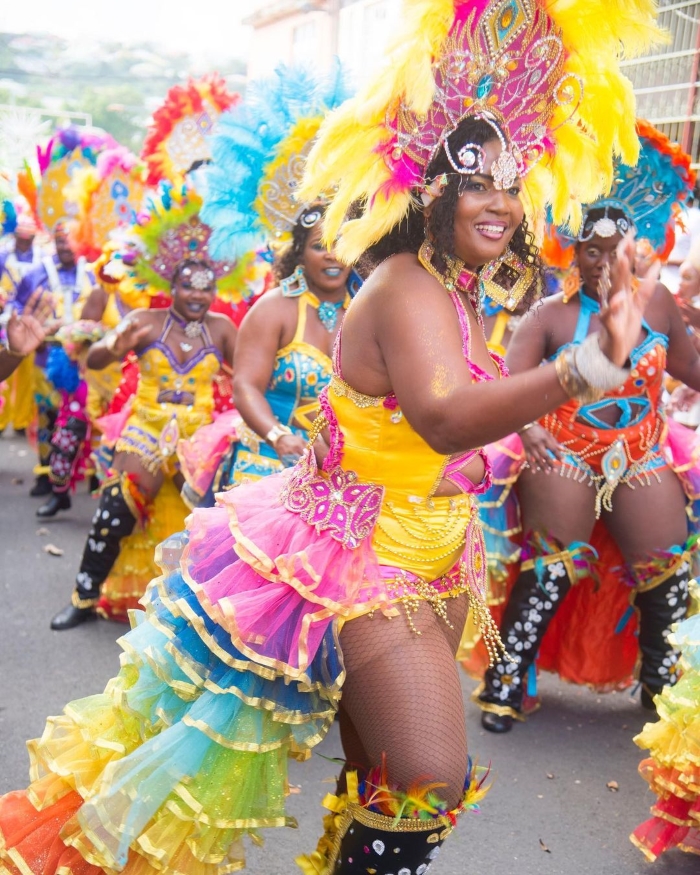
[0,471,393,874]
[632,614,700,860]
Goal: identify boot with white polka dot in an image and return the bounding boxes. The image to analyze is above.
[633,551,691,710]
[323,804,452,874]
[477,551,574,731]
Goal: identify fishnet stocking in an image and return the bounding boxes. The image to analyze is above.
[338,594,470,810]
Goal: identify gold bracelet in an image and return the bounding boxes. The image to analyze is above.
[518,422,535,433]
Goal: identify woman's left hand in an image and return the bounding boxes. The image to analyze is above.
[598,233,659,366]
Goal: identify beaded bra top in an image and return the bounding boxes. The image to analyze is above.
[551,291,668,431]
[136,311,222,414]
[267,292,334,433]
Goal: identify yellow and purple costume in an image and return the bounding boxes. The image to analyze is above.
[114,311,221,475]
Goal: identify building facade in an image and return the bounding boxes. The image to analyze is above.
[243,0,401,85]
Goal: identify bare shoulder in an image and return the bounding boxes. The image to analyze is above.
[348,252,454,325]
[242,286,295,323]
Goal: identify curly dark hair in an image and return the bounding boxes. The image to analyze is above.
[358,116,543,309]
[274,203,327,283]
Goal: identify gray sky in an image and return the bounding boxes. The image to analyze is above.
[0,1,266,58]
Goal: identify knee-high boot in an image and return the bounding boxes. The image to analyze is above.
[633,549,691,708]
[50,474,141,630]
[297,764,486,875]
[475,540,594,728]
[37,416,89,517]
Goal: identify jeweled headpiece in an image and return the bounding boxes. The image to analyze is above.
[141,74,240,186]
[299,0,663,263]
[201,64,351,260]
[545,120,696,266]
[36,126,117,233]
[577,120,695,252]
[118,183,260,306]
[66,146,148,261]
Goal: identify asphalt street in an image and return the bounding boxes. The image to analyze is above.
[0,430,695,875]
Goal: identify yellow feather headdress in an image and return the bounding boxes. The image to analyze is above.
[299,0,665,264]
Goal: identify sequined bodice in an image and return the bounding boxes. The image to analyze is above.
[137,313,222,416]
[267,294,333,428]
[326,291,506,499]
[552,292,668,430]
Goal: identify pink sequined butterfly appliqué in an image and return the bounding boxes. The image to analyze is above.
[281,449,384,549]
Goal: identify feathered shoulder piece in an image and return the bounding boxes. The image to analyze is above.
[67,146,148,261]
[141,74,240,186]
[299,0,665,263]
[36,126,117,233]
[202,63,351,261]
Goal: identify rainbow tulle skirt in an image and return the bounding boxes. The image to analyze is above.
[0,472,392,875]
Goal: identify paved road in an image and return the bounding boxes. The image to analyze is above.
[0,431,694,875]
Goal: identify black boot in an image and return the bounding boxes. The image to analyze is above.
[29,473,52,497]
[476,550,576,729]
[50,476,138,631]
[50,598,96,631]
[37,491,72,518]
[634,552,690,708]
[299,803,453,875]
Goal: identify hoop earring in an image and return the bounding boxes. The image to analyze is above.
[562,264,581,303]
[280,265,308,297]
[480,247,536,311]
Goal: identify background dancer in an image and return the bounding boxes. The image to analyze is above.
[473,122,700,732]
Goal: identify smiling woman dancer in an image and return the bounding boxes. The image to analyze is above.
[49,187,237,630]
[178,68,355,505]
[0,1,662,874]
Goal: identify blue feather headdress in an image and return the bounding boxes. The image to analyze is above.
[552,120,695,256]
[201,64,351,261]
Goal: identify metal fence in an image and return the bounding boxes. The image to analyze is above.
[621,0,700,169]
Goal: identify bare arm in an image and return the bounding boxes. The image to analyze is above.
[664,283,700,392]
[86,309,154,370]
[80,285,108,321]
[344,239,656,455]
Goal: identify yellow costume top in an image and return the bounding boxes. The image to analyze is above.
[115,310,222,474]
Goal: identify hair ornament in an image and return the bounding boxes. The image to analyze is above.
[548,120,696,258]
[65,146,148,261]
[578,207,632,242]
[116,183,260,305]
[420,173,450,207]
[299,0,664,263]
[299,208,323,229]
[201,63,351,262]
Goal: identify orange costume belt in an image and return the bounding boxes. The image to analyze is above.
[539,402,668,517]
